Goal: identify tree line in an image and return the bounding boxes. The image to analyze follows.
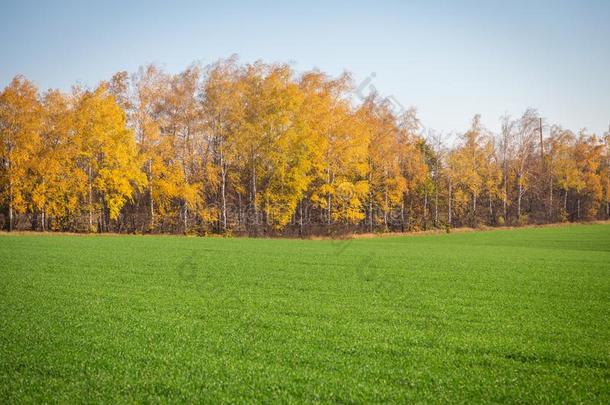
[1,56,609,235]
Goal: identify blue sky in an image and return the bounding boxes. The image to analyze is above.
[1,0,609,135]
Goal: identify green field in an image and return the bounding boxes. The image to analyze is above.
[1,225,609,403]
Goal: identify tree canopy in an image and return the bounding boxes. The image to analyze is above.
[1,59,609,235]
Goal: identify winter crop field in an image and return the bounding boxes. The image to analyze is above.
[1,224,609,403]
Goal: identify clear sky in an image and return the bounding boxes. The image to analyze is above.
[1,0,609,135]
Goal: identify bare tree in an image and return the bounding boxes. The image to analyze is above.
[514,109,540,221]
[426,129,446,227]
[499,113,515,222]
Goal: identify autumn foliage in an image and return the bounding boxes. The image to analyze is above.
[1,58,609,235]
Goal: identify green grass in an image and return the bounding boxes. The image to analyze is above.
[1,224,609,403]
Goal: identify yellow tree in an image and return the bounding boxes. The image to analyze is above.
[323,107,369,227]
[302,71,369,229]
[29,89,82,230]
[0,76,42,231]
[131,64,197,231]
[602,129,610,218]
[480,136,502,223]
[446,149,469,225]
[237,62,277,229]
[201,56,245,231]
[73,84,145,231]
[361,95,405,231]
[449,115,487,225]
[262,86,314,230]
[397,108,429,230]
[156,66,205,233]
[444,153,457,226]
[572,131,603,219]
[551,129,580,218]
[236,63,316,230]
